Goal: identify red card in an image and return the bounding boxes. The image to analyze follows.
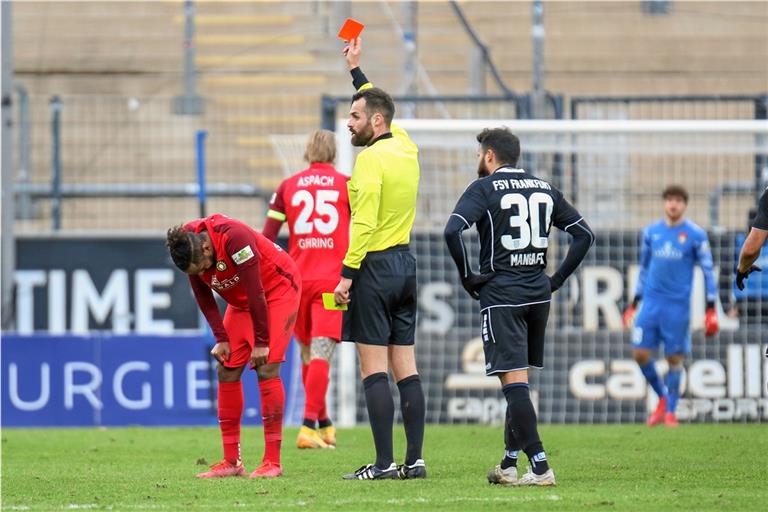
[337,18,365,41]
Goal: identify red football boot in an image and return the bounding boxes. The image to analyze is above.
[664,412,679,428]
[196,459,245,478]
[646,397,667,427]
[249,461,283,479]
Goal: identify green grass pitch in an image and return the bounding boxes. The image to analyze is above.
[2,424,766,511]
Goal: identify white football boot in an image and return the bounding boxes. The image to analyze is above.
[487,464,518,485]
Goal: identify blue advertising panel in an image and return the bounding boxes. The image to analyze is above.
[1,334,302,427]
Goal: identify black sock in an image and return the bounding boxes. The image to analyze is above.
[303,418,317,429]
[363,372,394,469]
[318,418,333,429]
[503,383,549,475]
[500,404,520,469]
[397,374,426,465]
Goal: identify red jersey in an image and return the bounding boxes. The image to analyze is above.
[267,163,350,281]
[184,214,300,346]
[185,214,298,306]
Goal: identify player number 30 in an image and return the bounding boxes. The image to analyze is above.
[500,192,554,250]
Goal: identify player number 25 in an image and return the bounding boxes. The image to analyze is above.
[500,192,554,250]
[292,189,340,235]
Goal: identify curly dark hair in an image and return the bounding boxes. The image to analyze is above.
[476,127,520,167]
[166,225,200,272]
[662,184,689,203]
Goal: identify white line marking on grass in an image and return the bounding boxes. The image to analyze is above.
[443,496,562,503]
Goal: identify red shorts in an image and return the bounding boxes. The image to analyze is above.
[294,279,343,345]
[222,290,300,368]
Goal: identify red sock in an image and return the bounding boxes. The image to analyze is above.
[302,362,309,387]
[305,359,330,423]
[218,381,243,464]
[258,377,285,465]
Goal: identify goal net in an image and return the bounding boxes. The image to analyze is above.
[328,118,768,425]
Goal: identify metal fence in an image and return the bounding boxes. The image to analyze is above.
[12,93,324,234]
[570,94,768,212]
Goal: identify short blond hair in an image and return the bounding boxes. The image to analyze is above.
[303,129,336,164]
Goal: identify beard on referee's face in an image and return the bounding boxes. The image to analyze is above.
[348,98,377,147]
[350,121,374,147]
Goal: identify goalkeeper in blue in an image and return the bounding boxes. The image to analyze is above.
[623,185,719,427]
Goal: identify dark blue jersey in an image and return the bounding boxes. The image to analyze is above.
[444,166,594,304]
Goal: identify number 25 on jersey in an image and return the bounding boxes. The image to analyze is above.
[291,190,340,235]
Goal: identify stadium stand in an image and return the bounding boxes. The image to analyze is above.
[11,1,768,232]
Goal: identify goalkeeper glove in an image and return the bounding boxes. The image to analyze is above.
[461,272,494,300]
[622,297,640,329]
[704,306,719,337]
[735,265,761,291]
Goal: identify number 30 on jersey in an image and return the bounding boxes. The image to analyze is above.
[500,192,554,251]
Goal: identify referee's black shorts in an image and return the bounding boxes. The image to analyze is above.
[480,301,550,375]
[342,245,417,346]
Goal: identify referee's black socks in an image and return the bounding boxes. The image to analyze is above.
[502,383,550,475]
[363,372,395,469]
[397,374,425,466]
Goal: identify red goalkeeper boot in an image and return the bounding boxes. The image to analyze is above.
[664,412,679,428]
[646,397,667,427]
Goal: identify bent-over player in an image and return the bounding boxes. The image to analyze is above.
[167,214,301,478]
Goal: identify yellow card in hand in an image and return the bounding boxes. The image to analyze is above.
[322,292,348,311]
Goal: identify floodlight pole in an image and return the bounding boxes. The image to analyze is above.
[531,0,546,119]
[1,0,16,330]
[173,0,204,115]
[401,1,418,117]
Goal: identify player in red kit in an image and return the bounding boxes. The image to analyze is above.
[166,214,301,478]
[263,130,350,449]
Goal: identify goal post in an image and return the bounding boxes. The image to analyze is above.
[329,118,768,425]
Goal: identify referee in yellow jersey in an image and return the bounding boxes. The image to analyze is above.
[334,38,426,481]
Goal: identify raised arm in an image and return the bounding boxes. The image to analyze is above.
[344,37,414,146]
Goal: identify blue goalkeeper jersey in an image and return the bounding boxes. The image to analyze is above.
[636,219,717,305]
